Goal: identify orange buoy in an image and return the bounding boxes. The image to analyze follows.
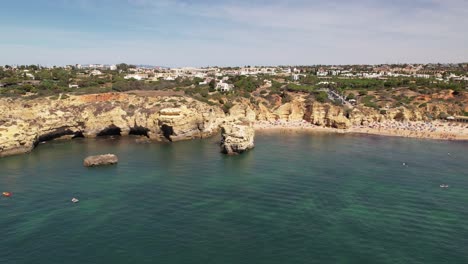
[2,192,12,197]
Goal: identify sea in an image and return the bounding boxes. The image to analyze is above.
[1,132,467,264]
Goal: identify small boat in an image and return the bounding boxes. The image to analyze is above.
[2,192,12,197]
[440,184,449,188]
[71,198,79,203]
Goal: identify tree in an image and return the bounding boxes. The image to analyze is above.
[208,79,216,92]
[347,92,356,100]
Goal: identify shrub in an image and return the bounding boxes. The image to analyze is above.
[315,91,328,103]
[222,102,233,114]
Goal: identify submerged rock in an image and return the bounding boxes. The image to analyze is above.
[83,154,118,167]
[220,119,255,155]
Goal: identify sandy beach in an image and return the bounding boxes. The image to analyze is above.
[254,120,468,141]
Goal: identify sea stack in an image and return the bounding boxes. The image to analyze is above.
[83,154,118,167]
[220,119,255,155]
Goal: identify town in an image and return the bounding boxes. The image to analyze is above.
[1,63,467,116]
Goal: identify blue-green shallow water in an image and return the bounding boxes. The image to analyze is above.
[1,133,467,264]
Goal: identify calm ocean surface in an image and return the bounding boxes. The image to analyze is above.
[1,132,467,264]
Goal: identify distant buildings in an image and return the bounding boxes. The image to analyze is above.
[317,69,328,76]
[124,74,148,81]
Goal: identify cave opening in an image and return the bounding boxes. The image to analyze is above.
[72,132,85,139]
[129,126,150,138]
[38,129,75,142]
[160,124,174,142]
[97,125,122,137]
[35,128,84,147]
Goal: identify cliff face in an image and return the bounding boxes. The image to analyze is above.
[250,97,452,128]
[0,93,226,157]
[0,92,462,157]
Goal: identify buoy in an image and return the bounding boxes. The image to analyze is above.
[71,197,79,203]
[2,192,12,197]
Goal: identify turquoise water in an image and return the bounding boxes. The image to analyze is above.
[1,133,467,264]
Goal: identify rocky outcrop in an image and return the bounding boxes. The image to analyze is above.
[220,119,255,155]
[0,93,226,157]
[84,154,118,167]
[303,103,352,128]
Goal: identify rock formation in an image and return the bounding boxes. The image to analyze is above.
[0,93,225,157]
[84,154,118,167]
[0,91,464,158]
[220,119,255,155]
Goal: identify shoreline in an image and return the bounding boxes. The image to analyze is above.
[254,120,468,141]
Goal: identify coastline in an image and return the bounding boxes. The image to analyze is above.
[254,120,468,141]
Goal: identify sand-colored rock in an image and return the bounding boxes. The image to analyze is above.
[0,93,226,157]
[220,119,255,155]
[84,154,118,167]
[1,92,466,158]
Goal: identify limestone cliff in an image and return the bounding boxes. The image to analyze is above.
[0,93,225,157]
[0,92,463,158]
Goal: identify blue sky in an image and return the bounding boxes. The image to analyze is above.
[1,0,467,66]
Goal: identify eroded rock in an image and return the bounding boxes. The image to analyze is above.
[220,119,255,155]
[83,154,118,167]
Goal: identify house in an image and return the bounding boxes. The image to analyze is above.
[216,81,233,92]
[69,84,79,89]
[293,74,306,81]
[109,65,117,71]
[90,70,103,76]
[317,70,328,76]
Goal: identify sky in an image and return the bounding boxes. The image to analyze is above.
[0,0,467,66]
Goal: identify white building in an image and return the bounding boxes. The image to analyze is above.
[69,84,79,88]
[317,70,328,76]
[25,73,35,79]
[109,65,117,71]
[124,74,148,81]
[216,81,233,92]
[90,70,103,76]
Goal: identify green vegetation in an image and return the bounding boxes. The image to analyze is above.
[314,91,328,103]
[362,95,378,109]
[231,76,261,92]
[285,83,315,93]
[112,80,180,92]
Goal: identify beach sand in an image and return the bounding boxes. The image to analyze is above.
[254,120,468,141]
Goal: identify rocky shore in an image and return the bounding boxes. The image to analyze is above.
[0,92,466,158]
